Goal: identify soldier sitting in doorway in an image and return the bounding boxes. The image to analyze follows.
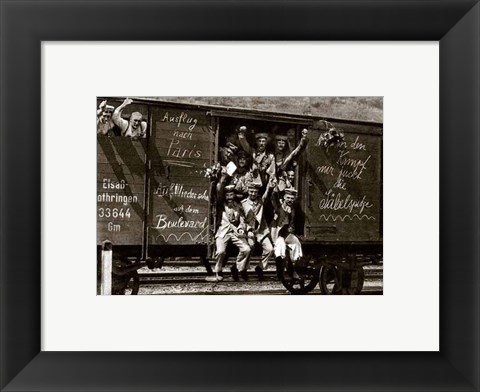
[112,98,147,139]
[271,187,303,281]
[242,180,275,280]
[212,183,251,282]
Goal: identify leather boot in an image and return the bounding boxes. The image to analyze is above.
[275,257,285,281]
[255,266,264,281]
[230,265,239,281]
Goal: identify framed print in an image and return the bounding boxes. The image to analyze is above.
[41,43,436,353]
[1,1,479,391]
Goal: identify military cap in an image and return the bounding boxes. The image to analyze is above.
[236,149,250,159]
[255,132,269,140]
[284,187,298,196]
[247,182,262,190]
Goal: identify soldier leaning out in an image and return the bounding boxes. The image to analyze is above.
[241,180,276,280]
[213,182,251,282]
[113,98,147,138]
[237,127,276,186]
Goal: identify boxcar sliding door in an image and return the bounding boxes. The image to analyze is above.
[147,106,214,250]
[304,121,383,243]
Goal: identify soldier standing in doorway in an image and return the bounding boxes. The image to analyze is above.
[242,180,276,280]
[237,126,276,186]
[212,182,251,282]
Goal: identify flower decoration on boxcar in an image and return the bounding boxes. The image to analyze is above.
[317,120,345,148]
[204,162,222,181]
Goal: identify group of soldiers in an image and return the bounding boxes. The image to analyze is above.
[97,98,147,138]
[98,98,310,283]
[211,126,309,282]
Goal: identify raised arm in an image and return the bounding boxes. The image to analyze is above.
[97,100,107,117]
[271,187,281,211]
[216,169,229,204]
[280,129,309,171]
[237,206,246,232]
[112,98,132,133]
[138,121,148,138]
[236,126,254,155]
[262,177,276,203]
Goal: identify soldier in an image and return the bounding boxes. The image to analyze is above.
[274,134,290,168]
[213,183,251,282]
[237,127,276,186]
[219,142,238,166]
[277,168,296,194]
[271,187,303,281]
[96,100,116,136]
[112,98,147,138]
[232,150,258,200]
[242,180,275,280]
[275,128,309,175]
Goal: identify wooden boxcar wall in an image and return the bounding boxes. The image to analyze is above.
[303,121,383,242]
[97,98,383,250]
[97,100,214,248]
[97,101,148,246]
[147,106,214,246]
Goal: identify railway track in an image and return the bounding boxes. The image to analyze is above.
[133,263,383,295]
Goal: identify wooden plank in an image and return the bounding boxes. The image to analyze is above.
[149,174,210,187]
[97,225,143,245]
[330,121,383,136]
[152,106,211,127]
[149,142,212,162]
[148,152,210,166]
[149,164,210,179]
[97,180,145,193]
[96,152,146,165]
[153,124,213,141]
[97,136,147,160]
[97,163,146,177]
[150,181,210,202]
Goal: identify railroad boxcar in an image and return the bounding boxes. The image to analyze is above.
[97,97,382,294]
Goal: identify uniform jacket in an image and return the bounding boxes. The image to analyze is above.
[271,191,296,238]
[215,202,246,239]
[242,198,270,238]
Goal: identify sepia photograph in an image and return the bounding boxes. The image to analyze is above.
[97,96,383,295]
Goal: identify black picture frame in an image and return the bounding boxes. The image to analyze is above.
[1,0,479,391]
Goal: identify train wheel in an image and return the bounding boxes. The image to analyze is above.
[319,265,340,295]
[281,257,319,295]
